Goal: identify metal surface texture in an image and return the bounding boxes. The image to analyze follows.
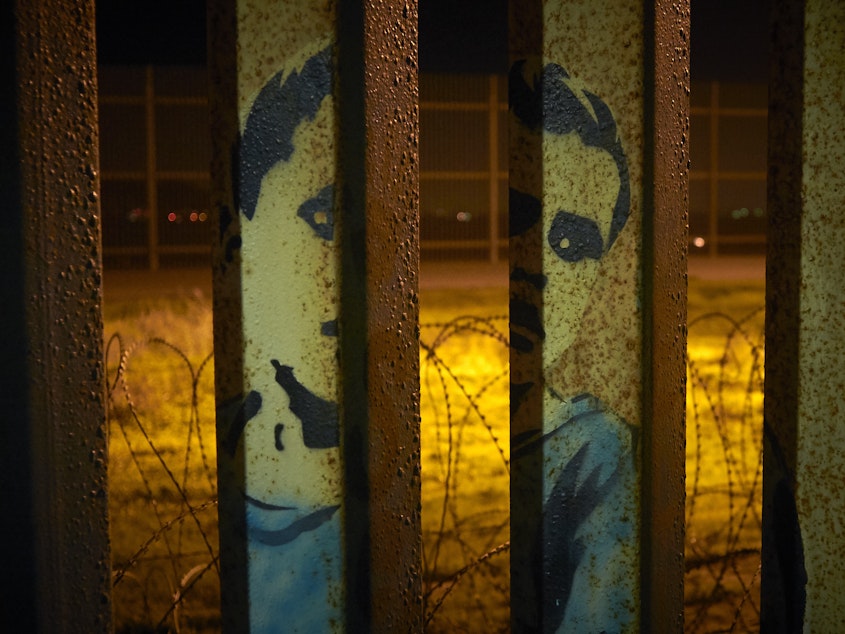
[213,1,345,630]
[509,0,687,631]
[338,0,423,629]
[762,0,805,630]
[795,2,845,626]
[210,0,421,630]
[765,0,845,630]
[641,1,689,631]
[209,0,249,629]
[509,1,643,631]
[4,0,111,631]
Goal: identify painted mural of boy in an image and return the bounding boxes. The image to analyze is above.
[509,59,640,633]
[219,42,345,632]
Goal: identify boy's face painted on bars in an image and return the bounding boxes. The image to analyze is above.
[510,131,620,369]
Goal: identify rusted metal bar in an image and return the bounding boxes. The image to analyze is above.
[211,1,347,630]
[762,2,804,630]
[763,0,845,630]
[210,0,420,630]
[207,1,246,629]
[1,1,111,631]
[337,1,422,629]
[642,2,689,630]
[509,0,687,631]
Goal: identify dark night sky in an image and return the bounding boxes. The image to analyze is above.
[96,0,207,65]
[97,0,769,81]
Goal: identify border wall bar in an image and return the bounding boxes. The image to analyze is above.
[1,1,111,632]
[338,1,423,629]
[763,0,845,630]
[508,1,687,631]
[209,0,421,630]
[643,2,689,630]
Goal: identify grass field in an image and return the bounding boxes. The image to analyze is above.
[684,280,765,632]
[104,276,764,632]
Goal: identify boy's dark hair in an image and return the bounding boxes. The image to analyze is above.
[239,47,333,221]
[509,60,630,248]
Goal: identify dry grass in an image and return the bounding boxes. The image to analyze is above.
[104,276,765,633]
[419,287,510,631]
[105,293,219,633]
[685,280,765,633]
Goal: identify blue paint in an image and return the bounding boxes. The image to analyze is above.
[246,504,343,633]
[513,394,638,632]
[250,504,340,547]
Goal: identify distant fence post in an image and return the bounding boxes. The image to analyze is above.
[508,0,688,631]
[763,0,845,630]
[1,1,111,631]
[209,0,421,630]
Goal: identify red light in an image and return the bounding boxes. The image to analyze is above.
[190,212,198,222]
[168,212,177,222]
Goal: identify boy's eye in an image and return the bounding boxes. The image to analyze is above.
[297,184,334,240]
[547,210,603,262]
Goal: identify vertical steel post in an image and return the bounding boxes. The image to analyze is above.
[643,3,689,630]
[1,1,111,631]
[211,2,347,629]
[337,1,422,629]
[763,0,845,630]
[508,1,687,631]
[209,0,421,630]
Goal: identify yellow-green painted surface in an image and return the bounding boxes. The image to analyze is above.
[797,1,845,628]
[223,2,344,630]
[509,1,643,631]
